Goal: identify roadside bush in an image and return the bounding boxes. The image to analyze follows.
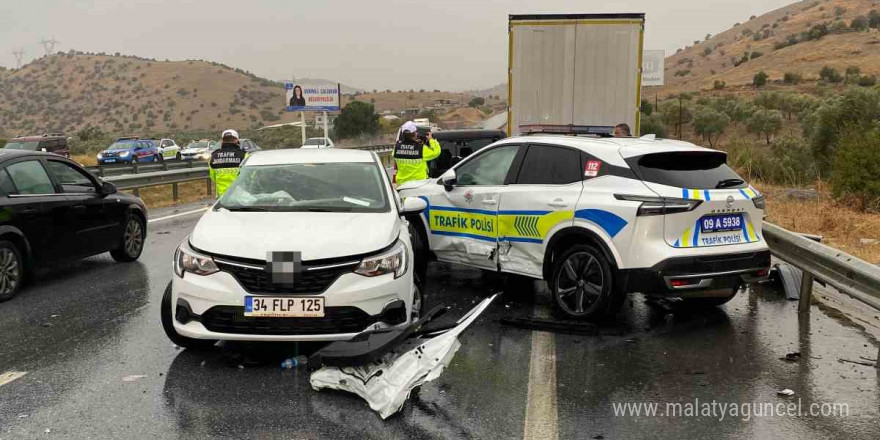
[721,137,820,186]
[832,127,880,211]
[805,87,880,159]
[850,16,869,31]
[335,101,380,139]
[753,71,768,87]
[750,51,763,60]
[819,66,843,83]
[858,75,877,87]
[639,112,667,138]
[640,99,653,115]
[783,72,802,84]
[713,80,726,90]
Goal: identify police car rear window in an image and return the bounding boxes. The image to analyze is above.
[628,151,747,190]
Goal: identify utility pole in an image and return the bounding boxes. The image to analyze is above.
[39,37,61,56]
[12,49,24,69]
[678,95,683,140]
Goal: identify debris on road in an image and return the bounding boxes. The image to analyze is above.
[780,352,802,362]
[310,294,498,419]
[499,316,626,336]
[122,375,147,382]
[773,262,805,301]
[281,355,308,369]
[838,358,876,367]
[777,389,795,396]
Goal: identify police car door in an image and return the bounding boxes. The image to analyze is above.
[497,144,583,278]
[426,144,522,270]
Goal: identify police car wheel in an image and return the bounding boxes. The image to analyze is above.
[551,244,615,320]
[161,282,217,350]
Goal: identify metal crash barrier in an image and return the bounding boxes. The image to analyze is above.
[763,222,880,367]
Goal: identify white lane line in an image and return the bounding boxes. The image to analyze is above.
[523,303,558,440]
[148,207,209,224]
[0,371,27,387]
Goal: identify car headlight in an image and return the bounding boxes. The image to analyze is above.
[174,240,219,278]
[97,153,103,159]
[119,151,130,157]
[355,240,407,279]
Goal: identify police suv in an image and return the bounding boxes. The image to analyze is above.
[398,130,770,319]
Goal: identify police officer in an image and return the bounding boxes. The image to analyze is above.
[393,121,441,186]
[209,129,247,197]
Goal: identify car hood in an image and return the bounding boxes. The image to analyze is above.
[189,208,400,261]
[396,179,434,191]
[182,147,207,154]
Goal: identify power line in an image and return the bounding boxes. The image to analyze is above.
[38,37,61,55]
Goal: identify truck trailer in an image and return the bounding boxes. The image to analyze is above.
[507,13,646,136]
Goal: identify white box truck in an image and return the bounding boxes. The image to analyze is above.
[507,13,645,136]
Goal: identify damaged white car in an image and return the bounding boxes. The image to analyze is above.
[161,149,428,347]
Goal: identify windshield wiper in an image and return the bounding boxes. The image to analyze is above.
[715,178,745,189]
[223,206,276,212]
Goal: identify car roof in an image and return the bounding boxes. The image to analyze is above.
[494,135,717,167]
[245,148,374,166]
[433,129,506,140]
[0,150,58,162]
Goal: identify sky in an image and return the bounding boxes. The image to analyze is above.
[0,0,796,91]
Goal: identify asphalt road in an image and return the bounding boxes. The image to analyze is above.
[0,202,878,439]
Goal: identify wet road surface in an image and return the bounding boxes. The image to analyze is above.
[0,203,878,439]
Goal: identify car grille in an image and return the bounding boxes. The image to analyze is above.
[103,152,117,158]
[198,306,375,335]
[214,258,360,295]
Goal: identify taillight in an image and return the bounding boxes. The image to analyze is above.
[751,194,766,210]
[614,194,702,216]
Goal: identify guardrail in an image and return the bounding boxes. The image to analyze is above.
[86,160,207,177]
[104,167,213,200]
[763,222,880,367]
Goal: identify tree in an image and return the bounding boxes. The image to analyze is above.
[832,127,880,210]
[334,101,380,139]
[805,87,880,159]
[639,113,667,138]
[870,10,880,29]
[753,71,768,87]
[468,97,485,107]
[640,98,653,115]
[819,66,843,83]
[692,106,730,147]
[713,80,726,90]
[850,15,869,31]
[747,109,783,144]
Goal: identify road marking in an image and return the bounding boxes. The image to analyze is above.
[148,207,209,224]
[523,302,558,440]
[0,371,27,387]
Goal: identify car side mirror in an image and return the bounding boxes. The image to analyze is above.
[439,170,456,191]
[100,181,117,195]
[401,197,427,214]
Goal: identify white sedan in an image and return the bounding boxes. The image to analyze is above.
[161,148,427,347]
[301,137,335,149]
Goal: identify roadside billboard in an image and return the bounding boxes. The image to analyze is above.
[642,50,665,86]
[285,82,341,112]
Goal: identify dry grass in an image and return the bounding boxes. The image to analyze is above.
[655,0,880,97]
[757,181,880,263]
[72,154,97,166]
[125,180,212,210]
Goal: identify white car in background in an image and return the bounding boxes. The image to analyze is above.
[161,148,427,348]
[157,138,181,161]
[398,131,770,320]
[301,137,335,149]
[180,140,220,161]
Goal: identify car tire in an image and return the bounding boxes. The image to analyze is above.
[131,156,139,164]
[0,240,24,302]
[408,220,428,288]
[161,282,217,350]
[110,213,146,262]
[411,277,425,322]
[550,244,621,320]
[156,153,164,163]
[175,152,182,161]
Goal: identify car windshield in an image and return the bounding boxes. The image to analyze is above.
[107,141,136,150]
[218,162,389,213]
[3,141,40,150]
[186,141,212,150]
[304,138,325,146]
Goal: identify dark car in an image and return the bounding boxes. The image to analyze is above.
[428,129,506,178]
[240,139,261,154]
[0,150,148,301]
[3,134,71,159]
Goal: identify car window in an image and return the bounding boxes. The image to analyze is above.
[515,145,582,185]
[0,170,17,196]
[6,160,56,195]
[627,151,747,190]
[46,161,96,193]
[455,145,519,186]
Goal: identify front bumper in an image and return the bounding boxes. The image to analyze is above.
[171,267,414,341]
[98,156,131,164]
[620,250,771,297]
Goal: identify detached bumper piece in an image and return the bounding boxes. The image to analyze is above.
[309,294,498,419]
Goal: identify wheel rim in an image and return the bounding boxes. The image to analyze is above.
[411,285,422,322]
[0,248,20,296]
[555,251,604,316]
[124,218,144,257]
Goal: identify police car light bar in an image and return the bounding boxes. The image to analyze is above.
[519,124,614,137]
